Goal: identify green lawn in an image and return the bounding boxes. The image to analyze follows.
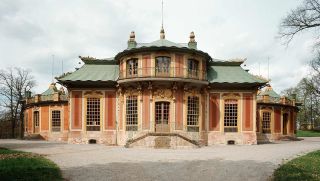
[297,130,320,137]
[0,148,63,181]
[273,150,320,181]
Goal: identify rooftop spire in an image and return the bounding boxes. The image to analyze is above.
[160,0,165,39]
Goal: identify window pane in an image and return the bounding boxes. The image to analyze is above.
[224,99,238,132]
[126,96,138,131]
[126,59,138,76]
[155,56,171,75]
[187,59,199,78]
[187,96,199,132]
[262,112,271,133]
[52,110,61,132]
[86,98,100,131]
[34,111,39,127]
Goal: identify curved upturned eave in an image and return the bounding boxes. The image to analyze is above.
[114,46,212,62]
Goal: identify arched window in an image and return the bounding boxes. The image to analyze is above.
[187,96,199,132]
[224,99,238,132]
[126,59,138,77]
[187,59,199,78]
[262,112,271,133]
[126,95,138,131]
[155,56,171,76]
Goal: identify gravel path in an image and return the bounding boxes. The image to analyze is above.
[1,137,320,181]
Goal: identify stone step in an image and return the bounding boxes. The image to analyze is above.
[125,132,201,148]
[24,134,44,140]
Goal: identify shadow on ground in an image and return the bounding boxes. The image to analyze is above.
[0,141,65,150]
[62,159,276,181]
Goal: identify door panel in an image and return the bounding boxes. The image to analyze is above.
[155,102,170,132]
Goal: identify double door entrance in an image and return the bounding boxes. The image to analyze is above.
[155,102,170,132]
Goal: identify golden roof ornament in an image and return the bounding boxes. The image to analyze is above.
[188,31,197,49]
[265,84,273,91]
[129,31,135,42]
[160,27,165,39]
[189,31,195,42]
[127,31,137,48]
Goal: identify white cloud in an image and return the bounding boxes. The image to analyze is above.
[0,0,314,94]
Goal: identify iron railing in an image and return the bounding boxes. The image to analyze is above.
[257,95,294,106]
[119,67,206,80]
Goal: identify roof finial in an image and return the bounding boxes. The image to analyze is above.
[188,31,197,49]
[127,31,137,48]
[160,0,165,39]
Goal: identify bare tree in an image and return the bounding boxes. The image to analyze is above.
[0,68,35,138]
[279,0,320,44]
[280,0,320,129]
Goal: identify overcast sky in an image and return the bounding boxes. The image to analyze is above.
[0,0,315,93]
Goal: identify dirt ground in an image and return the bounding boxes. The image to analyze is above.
[1,137,320,181]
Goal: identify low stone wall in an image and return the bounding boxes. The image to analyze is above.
[207,132,257,145]
[67,130,117,145]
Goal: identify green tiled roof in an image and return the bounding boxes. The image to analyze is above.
[207,64,267,84]
[115,38,211,61]
[135,39,187,49]
[58,64,118,82]
[258,86,281,98]
[41,83,58,95]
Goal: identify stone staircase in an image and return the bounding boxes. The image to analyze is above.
[280,135,302,141]
[24,134,44,140]
[256,134,272,144]
[125,132,201,148]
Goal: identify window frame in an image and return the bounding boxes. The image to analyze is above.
[33,111,39,127]
[51,110,61,132]
[126,95,138,131]
[126,58,139,77]
[223,99,238,132]
[262,111,271,134]
[187,96,200,132]
[86,97,101,131]
[155,56,171,76]
[187,59,199,78]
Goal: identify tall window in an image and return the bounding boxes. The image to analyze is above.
[155,56,171,76]
[224,99,238,132]
[25,113,28,132]
[262,112,271,133]
[126,59,138,77]
[34,111,39,127]
[126,96,138,131]
[52,110,61,132]
[86,98,100,131]
[187,59,199,78]
[187,96,199,132]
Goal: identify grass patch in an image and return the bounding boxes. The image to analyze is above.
[0,147,63,181]
[297,130,320,137]
[273,150,320,181]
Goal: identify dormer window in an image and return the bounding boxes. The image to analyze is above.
[187,59,198,78]
[155,56,171,76]
[126,59,138,77]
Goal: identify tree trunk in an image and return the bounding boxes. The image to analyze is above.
[19,101,25,139]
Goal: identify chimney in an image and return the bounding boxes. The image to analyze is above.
[188,32,197,49]
[127,31,137,49]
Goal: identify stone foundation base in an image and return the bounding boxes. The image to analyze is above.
[207,132,257,145]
